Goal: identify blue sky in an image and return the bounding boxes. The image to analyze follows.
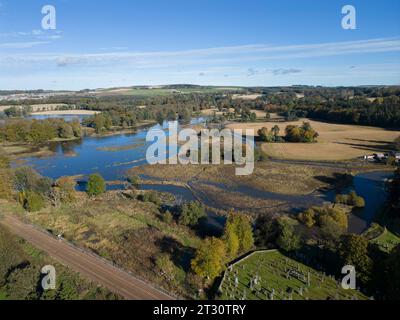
[0,0,399,90]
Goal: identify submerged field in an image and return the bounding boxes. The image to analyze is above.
[226,119,400,161]
[128,160,367,218]
[218,250,368,300]
[130,160,368,196]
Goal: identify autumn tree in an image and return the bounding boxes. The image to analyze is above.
[335,191,365,208]
[191,237,226,280]
[223,213,254,256]
[339,234,373,285]
[18,190,45,212]
[222,221,239,259]
[86,173,106,196]
[271,125,280,138]
[285,122,319,143]
[276,216,302,252]
[298,208,317,227]
[179,201,206,227]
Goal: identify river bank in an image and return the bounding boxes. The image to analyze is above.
[7,115,394,235]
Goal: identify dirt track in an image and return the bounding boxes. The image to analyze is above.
[0,215,174,300]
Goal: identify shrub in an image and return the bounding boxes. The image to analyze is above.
[0,166,13,200]
[155,254,185,285]
[86,173,106,196]
[14,167,52,195]
[298,208,316,227]
[162,210,174,224]
[140,191,161,205]
[126,173,140,189]
[19,191,45,212]
[179,201,206,227]
[257,127,274,142]
[55,176,76,202]
[276,217,301,252]
[335,191,365,208]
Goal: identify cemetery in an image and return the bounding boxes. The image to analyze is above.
[218,250,368,300]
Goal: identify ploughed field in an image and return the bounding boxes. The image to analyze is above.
[225,119,400,161]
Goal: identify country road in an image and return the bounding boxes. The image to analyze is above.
[0,215,174,300]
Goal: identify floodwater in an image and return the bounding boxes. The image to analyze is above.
[29,114,91,122]
[18,117,205,181]
[15,115,392,234]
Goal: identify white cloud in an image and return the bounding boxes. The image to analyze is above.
[272,68,302,76]
[0,41,49,49]
[57,56,88,67]
[0,29,63,41]
[1,37,398,67]
[0,38,399,89]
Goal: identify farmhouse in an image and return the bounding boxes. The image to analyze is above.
[364,152,400,163]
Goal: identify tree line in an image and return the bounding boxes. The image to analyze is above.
[0,118,81,144]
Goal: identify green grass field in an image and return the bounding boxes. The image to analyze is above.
[96,86,243,97]
[371,229,400,253]
[218,250,368,300]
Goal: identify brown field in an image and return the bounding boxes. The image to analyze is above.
[226,119,400,161]
[232,94,262,100]
[201,108,234,116]
[0,104,74,112]
[31,110,99,115]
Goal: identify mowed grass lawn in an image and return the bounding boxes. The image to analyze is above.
[218,250,368,300]
[226,119,400,161]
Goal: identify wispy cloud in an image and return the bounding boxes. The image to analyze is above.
[2,37,398,68]
[0,36,399,91]
[0,41,49,49]
[272,68,302,76]
[57,56,88,67]
[246,68,302,76]
[0,29,63,41]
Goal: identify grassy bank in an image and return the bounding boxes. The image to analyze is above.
[0,223,119,300]
[0,189,203,298]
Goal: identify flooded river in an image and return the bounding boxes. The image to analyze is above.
[14,116,392,234]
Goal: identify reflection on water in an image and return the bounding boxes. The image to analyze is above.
[347,171,392,233]
[17,117,206,181]
[140,183,226,236]
[29,114,91,122]
[14,115,392,234]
